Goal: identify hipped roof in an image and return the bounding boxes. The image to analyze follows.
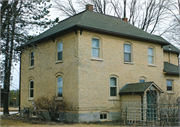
[17,10,169,50]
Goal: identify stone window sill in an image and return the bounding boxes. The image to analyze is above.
[91,58,103,62]
[55,97,63,101]
[55,60,63,64]
[29,66,34,70]
[108,97,120,101]
[148,64,157,67]
[124,62,134,65]
[28,98,34,101]
[167,91,175,94]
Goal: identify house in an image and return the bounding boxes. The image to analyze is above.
[17,5,180,122]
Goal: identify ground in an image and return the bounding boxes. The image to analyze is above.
[1,114,125,127]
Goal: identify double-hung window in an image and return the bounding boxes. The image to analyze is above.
[124,44,131,62]
[57,77,63,97]
[30,81,34,98]
[110,77,117,96]
[92,38,100,58]
[30,51,34,66]
[148,47,154,64]
[57,42,63,61]
[167,80,172,91]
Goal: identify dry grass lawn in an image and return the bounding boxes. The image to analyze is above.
[0,118,124,127]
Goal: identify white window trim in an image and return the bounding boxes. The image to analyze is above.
[148,47,156,65]
[99,112,108,121]
[166,79,174,92]
[91,37,103,60]
[56,42,63,62]
[109,76,119,100]
[124,42,133,63]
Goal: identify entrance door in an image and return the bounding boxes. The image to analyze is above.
[147,90,157,120]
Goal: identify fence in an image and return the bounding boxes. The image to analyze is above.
[121,102,180,126]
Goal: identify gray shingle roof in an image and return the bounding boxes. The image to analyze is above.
[163,44,180,54]
[17,10,169,50]
[164,62,180,75]
[119,82,163,95]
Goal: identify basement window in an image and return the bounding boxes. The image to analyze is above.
[100,113,107,120]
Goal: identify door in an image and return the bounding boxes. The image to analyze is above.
[147,90,157,121]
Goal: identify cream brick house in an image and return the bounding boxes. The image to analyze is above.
[17,5,180,122]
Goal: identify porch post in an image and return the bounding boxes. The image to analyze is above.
[143,92,147,123]
[178,96,180,126]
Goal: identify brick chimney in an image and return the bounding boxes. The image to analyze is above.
[86,4,93,11]
[122,17,128,22]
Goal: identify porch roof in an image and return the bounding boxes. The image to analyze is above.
[119,82,163,95]
[164,62,180,75]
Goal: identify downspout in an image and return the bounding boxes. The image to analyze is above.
[19,51,22,113]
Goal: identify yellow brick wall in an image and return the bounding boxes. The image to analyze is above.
[77,31,166,113]
[163,52,179,66]
[20,32,79,111]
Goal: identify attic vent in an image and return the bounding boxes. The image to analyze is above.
[86,4,93,11]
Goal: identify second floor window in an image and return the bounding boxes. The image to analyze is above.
[30,51,34,66]
[57,42,63,61]
[57,77,63,97]
[124,44,131,62]
[148,47,154,64]
[92,38,100,58]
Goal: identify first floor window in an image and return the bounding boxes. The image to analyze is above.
[167,80,172,91]
[110,77,117,96]
[30,81,34,98]
[92,38,100,58]
[30,51,34,66]
[57,42,63,61]
[124,44,131,62]
[57,77,63,97]
[139,77,146,83]
[148,47,154,64]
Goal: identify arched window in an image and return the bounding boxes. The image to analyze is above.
[57,77,63,97]
[29,80,34,98]
[139,76,146,83]
[110,76,118,97]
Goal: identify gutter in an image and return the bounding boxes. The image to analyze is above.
[19,51,22,113]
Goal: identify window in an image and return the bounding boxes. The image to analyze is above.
[148,47,154,64]
[57,77,63,97]
[32,112,37,117]
[124,44,131,62]
[30,51,34,66]
[57,42,63,61]
[92,38,100,58]
[139,76,146,83]
[110,77,117,96]
[167,80,173,91]
[29,81,34,98]
[100,113,107,120]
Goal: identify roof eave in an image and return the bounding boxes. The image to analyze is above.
[76,24,169,46]
[163,49,179,54]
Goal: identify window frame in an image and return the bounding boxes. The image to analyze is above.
[139,76,147,83]
[57,76,63,99]
[29,80,34,98]
[148,47,155,65]
[30,51,34,67]
[124,42,133,63]
[99,112,108,120]
[91,37,103,60]
[109,76,118,98]
[166,79,173,92]
[57,42,63,61]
